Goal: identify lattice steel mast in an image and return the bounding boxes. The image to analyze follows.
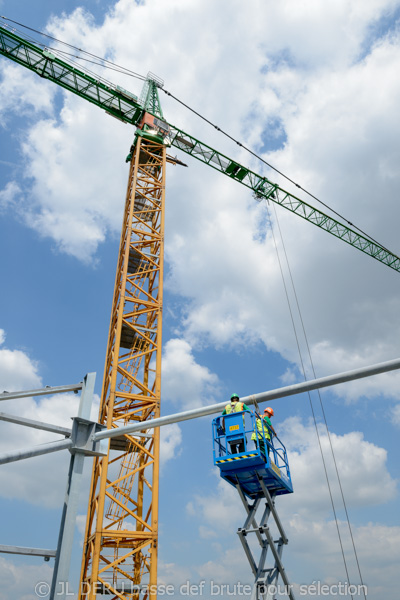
[77,81,168,598]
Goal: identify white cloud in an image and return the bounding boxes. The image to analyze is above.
[285,517,400,598]
[162,338,220,409]
[188,417,397,529]
[280,417,397,517]
[0,391,100,508]
[0,556,53,600]
[160,423,182,465]
[18,103,130,262]
[0,331,99,507]
[158,560,192,588]
[0,331,42,392]
[3,0,400,408]
[198,525,218,540]
[280,367,298,385]
[186,417,398,598]
[196,546,251,586]
[186,473,242,533]
[0,181,20,212]
[2,2,400,598]
[0,62,55,126]
[390,403,400,426]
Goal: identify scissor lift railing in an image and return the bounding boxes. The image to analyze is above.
[213,411,295,599]
[213,411,293,498]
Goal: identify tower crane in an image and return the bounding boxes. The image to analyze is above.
[1,19,399,600]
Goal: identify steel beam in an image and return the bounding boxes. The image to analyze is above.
[0,412,72,436]
[0,438,73,465]
[0,544,56,558]
[93,356,400,441]
[0,382,83,401]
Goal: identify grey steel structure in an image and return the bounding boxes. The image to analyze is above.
[1,356,400,598]
[0,372,108,600]
[93,356,400,442]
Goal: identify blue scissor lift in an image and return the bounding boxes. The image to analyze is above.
[212,410,295,600]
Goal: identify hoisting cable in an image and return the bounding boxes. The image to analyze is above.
[2,16,398,260]
[267,200,367,599]
[271,201,367,598]
[264,203,356,598]
[161,87,397,257]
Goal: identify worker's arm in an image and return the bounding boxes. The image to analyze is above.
[242,403,251,412]
[264,416,277,437]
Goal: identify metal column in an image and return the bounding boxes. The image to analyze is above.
[50,372,100,600]
[0,373,109,599]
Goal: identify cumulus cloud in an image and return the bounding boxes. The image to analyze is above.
[0,557,52,600]
[158,560,192,588]
[3,2,400,598]
[160,423,182,465]
[0,391,100,508]
[0,329,100,507]
[187,474,242,533]
[0,62,55,126]
[3,0,400,407]
[17,103,130,262]
[0,181,20,212]
[285,517,400,597]
[280,417,397,518]
[390,403,400,426]
[162,338,221,409]
[0,330,42,392]
[186,417,398,598]
[188,417,396,531]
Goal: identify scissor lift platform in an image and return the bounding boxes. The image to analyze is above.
[213,411,293,499]
[212,410,295,600]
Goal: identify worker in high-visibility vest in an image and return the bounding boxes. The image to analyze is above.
[221,393,251,453]
[251,407,276,457]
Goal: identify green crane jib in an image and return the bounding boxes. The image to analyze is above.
[1,23,399,273]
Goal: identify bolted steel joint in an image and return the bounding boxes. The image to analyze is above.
[70,417,108,456]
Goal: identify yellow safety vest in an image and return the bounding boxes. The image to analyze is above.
[225,402,244,414]
[251,416,271,441]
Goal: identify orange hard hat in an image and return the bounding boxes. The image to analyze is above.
[264,407,274,416]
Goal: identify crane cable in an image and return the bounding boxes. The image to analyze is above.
[2,13,368,594]
[0,16,147,82]
[265,200,366,599]
[161,87,398,258]
[2,16,399,262]
[272,199,367,598]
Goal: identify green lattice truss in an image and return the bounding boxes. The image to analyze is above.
[1,23,399,272]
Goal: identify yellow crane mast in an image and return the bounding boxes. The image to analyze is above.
[79,135,166,599]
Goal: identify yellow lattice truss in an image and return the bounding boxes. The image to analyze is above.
[79,136,166,600]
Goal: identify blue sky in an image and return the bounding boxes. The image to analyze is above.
[1,1,400,598]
